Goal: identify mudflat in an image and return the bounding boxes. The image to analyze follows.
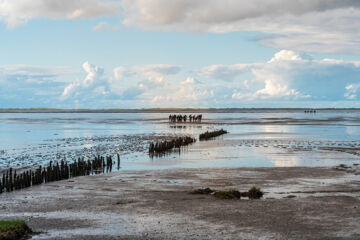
[1,166,359,239]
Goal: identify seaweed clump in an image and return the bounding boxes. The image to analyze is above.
[190,187,214,195]
[190,186,264,200]
[246,186,264,199]
[213,189,241,199]
[0,220,32,240]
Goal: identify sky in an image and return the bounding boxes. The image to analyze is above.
[1,0,360,109]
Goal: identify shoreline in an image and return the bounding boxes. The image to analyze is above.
[1,108,360,113]
[1,166,359,239]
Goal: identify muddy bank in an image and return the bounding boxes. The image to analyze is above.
[0,166,359,239]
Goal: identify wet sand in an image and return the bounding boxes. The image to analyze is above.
[1,166,360,239]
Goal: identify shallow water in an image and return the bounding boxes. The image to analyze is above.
[1,111,360,170]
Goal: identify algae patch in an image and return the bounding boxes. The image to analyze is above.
[0,220,32,240]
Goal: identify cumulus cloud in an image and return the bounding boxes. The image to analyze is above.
[0,0,119,28]
[112,64,182,100]
[149,76,214,107]
[3,51,360,108]
[61,61,111,100]
[107,51,360,106]
[198,50,360,102]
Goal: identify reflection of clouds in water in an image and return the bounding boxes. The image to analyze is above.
[345,126,360,138]
[167,124,204,136]
[257,124,291,139]
[267,154,300,167]
[83,144,94,149]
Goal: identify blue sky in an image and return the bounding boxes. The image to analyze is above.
[1,0,360,108]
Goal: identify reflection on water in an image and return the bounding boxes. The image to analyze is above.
[0,111,360,169]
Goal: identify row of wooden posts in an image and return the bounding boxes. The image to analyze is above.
[149,130,229,154]
[0,130,229,194]
[199,129,228,141]
[0,154,120,194]
[149,136,196,154]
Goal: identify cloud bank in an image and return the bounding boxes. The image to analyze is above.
[1,0,360,53]
[120,0,360,53]
[1,50,360,108]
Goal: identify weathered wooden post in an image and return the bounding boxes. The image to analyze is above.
[5,170,9,192]
[102,157,105,173]
[9,168,13,191]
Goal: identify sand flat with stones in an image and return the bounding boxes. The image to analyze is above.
[0,166,359,239]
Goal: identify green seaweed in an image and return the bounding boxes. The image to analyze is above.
[0,220,32,240]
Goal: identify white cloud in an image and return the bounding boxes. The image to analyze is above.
[119,0,360,54]
[113,64,181,81]
[92,21,108,32]
[2,1,360,53]
[82,61,104,87]
[60,81,80,100]
[3,51,360,108]
[149,76,214,107]
[0,64,77,85]
[0,0,120,28]
[199,50,360,101]
[61,61,110,100]
[111,64,182,100]
[345,84,360,100]
[197,64,260,81]
[108,51,360,106]
[92,21,120,32]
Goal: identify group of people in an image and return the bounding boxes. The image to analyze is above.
[169,114,202,123]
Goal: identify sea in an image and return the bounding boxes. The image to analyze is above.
[1,110,360,170]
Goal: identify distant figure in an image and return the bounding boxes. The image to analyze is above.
[183,115,187,122]
[169,115,172,122]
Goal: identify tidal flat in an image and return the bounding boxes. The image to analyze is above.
[0,110,360,239]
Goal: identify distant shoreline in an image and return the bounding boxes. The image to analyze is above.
[1,108,360,113]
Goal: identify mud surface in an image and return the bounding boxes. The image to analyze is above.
[1,166,359,239]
